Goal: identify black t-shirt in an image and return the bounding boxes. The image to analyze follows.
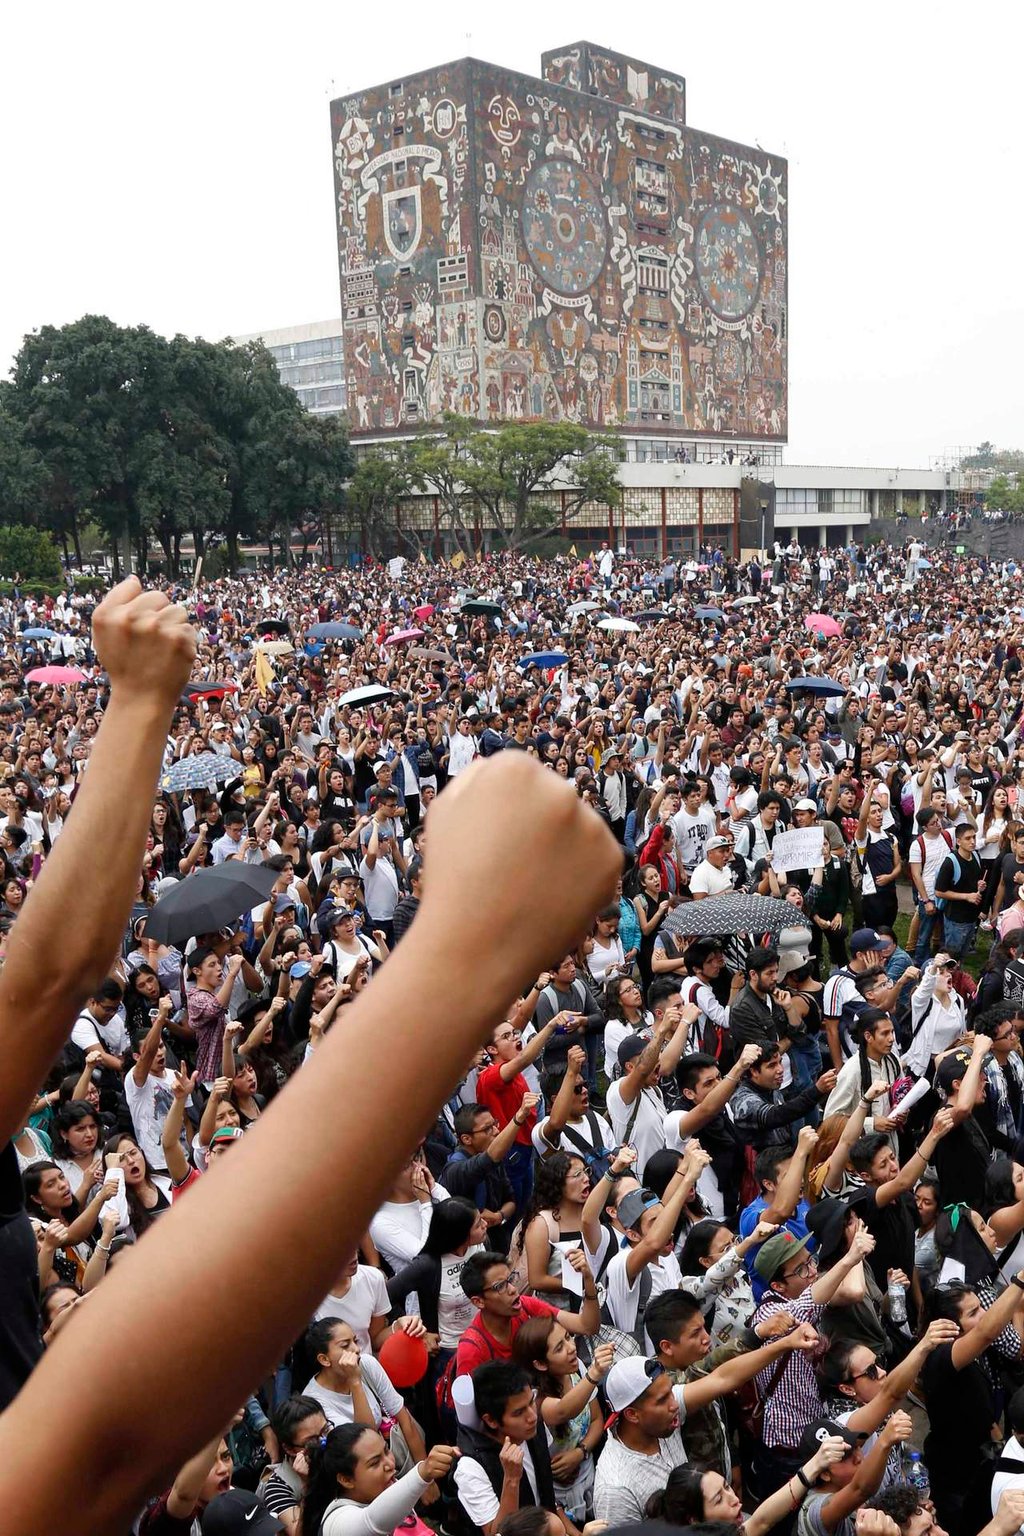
[853,1186,916,1287]
[936,851,982,924]
[933,1116,991,1210]
[999,852,1024,911]
[0,1141,43,1409]
[921,1341,995,1466]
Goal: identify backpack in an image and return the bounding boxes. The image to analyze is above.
[557,1110,615,1183]
[913,829,954,900]
[933,852,961,912]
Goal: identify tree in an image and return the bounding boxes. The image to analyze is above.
[456,422,621,549]
[0,526,62,585]
[407,415,477,556]
[0,392,50,529]
[985,474,1024,515]
[344,450,414,558]
[255,410,353,567]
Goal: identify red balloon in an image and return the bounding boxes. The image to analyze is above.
[378,1329,429,1389]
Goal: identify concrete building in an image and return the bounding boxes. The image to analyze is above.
[330,42,787,450]
[232,319,346,416]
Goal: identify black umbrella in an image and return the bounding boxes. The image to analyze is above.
[307,622,363,641]
[636,609,670,623]
[460,599,504,617]
[144,863,279,945]
[256,618,290,636]
[183,681,241,697]
[784,676,846,698]
[663,892,799,939]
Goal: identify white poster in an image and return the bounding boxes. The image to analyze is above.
[388,556,406,579]
[771,826,826,874]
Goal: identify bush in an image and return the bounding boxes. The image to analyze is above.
[0,527,63,585]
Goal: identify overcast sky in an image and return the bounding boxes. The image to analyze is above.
[2,1,1020,467]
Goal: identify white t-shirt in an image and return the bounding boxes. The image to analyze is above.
[314,1265,391,1353]
[664,1110,725,1217]
[670,806,716,871]
[369,1187,450,1275]
[533,1108,616,1161]
[606,1081,666,1177]
[455,1451,539,1526]
[604,1248,683,1348]
[437,1246,485,1349]
[689,859,734,897]
[909,828,954,900]
[302,1355,403,1430]
[124,1068,189,1173]
[71,1007,130,1058]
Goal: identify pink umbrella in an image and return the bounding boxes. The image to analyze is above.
[413,604,434,621]
[25,665,87,686]
[805,613,842,638]
[383,628,424,646]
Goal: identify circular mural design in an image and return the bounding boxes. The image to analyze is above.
[521,160,608,297]
[695,206,762,321]
[757,175,779,216]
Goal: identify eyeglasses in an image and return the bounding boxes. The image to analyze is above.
[571,1084,586,1096]
[849,1361,883,1383]
[481,1274,518,1296]
[783,1257,817,1281]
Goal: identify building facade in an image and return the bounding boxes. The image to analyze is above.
[330,42,787,447]
[233,319,347,416]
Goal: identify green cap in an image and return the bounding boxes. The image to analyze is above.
[753,1229,813,1283]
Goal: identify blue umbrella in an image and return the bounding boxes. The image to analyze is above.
[784,676,846,697]
[917,557,932,569]
[694,607,725,621]
[20,628,56,641]
[307,622,363,641]
[518,651,569,670]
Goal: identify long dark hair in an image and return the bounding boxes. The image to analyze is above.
[421,1198,479,1260]
[302,1422,380,1536]
[513,1152,582,1258]
[511,1313,564,1402]
[103,1133,163,1239]
[678,1219,729,1277]
[50,1101,101,1164]
[645,1463,709,1524]
[23,1160,82,1224]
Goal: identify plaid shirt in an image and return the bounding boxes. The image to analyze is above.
[984,1052,1024,1145]
[751,1290,825,1450]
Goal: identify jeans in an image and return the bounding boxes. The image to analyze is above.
[504,1143,534,1219]
[787,1035,823,1130]
[941,915,977,961]
[913,900,940,965]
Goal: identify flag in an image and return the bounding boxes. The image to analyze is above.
[450,550,466,570]
[419,551,427,564]
[569,544,578,556]
[254,648,275,694]
[476,547,483,561]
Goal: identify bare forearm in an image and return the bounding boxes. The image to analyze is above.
[0,693,171,1141]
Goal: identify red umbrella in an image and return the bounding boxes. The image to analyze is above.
[413,604,434,621]
[805,613,842,638]
[25,666,87,686]
[383,628,424,646]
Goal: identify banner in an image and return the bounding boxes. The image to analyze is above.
[253,649,276,695]
[770,825,826,874]
[450,550,466,570]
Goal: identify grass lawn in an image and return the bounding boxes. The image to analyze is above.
[890,909,992,981]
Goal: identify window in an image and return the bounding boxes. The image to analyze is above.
[389,81,404,98]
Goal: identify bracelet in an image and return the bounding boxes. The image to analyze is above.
[96,1243,112,1254]
[585,1371,601,1386]
[1011,1274,1024,1291]
[796,1468,813,1490]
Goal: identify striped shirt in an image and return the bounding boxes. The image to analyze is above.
[751,1291,825,1449]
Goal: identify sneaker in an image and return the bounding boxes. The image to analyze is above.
[980,919,993,931]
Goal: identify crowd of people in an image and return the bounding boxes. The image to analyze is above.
[6,535,1024,1536]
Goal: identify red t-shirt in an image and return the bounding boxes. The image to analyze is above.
[171,1167,201,1202]
[476,1063,535,1145]
[455,1295,558,1376]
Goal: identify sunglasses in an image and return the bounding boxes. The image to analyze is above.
[849,1361,882,1383]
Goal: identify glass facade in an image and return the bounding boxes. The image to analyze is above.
[263,333,347,417]
[775,488,865,516]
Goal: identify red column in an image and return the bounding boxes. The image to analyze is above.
[697,487,704,551]
[733,489,740,559]
[660,487,667,559]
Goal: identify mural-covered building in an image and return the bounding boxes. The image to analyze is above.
[330,41,787,450]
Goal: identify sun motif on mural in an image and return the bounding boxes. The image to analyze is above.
[695,205,762,322]
[521,160,608,297]
[754,161,786,223]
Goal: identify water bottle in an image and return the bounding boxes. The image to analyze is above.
[887,1277,909,1332]
[905,1451,929,1499]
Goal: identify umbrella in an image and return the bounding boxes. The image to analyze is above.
[664,892,802,939]
[413,604,435,621]
[597,617,641,634]
[184,681,240,697]
[731,596,759,606]
[805,613,842,638]
[460,599,504,617]
[160,753,239,794]
[917,558,932,569]
[409,646,453,664]
[340,684,395,707]
[694,607,725,621]
[24,665,87,686]
[636,609,670,623]
[307,622,363,641]
[384,628,424,646]
[566,601,601,616]
[518,651,569,670]
[256,618,290,636]
[784,676,846,698]
[254,640,294,657]
[145,862,279,946]
[20,628,56,642]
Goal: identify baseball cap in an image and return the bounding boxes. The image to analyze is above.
[794,798,817,813]
[605,1356,666,1413]
[776,948,811,982]
[289,960,312,979]
[273,894,297,914]
[796,1418,863,1462]
[209,1126,245,1149]
[935,1048,972,1096]
[706,835,734,852]
[617,1034,649,1070]
[616,1187,660,1234]
[201,1490,284,1535]
[753,1229,814,1282]
[849,928,882,955]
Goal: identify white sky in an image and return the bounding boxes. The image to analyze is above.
[2,0,1020,468]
